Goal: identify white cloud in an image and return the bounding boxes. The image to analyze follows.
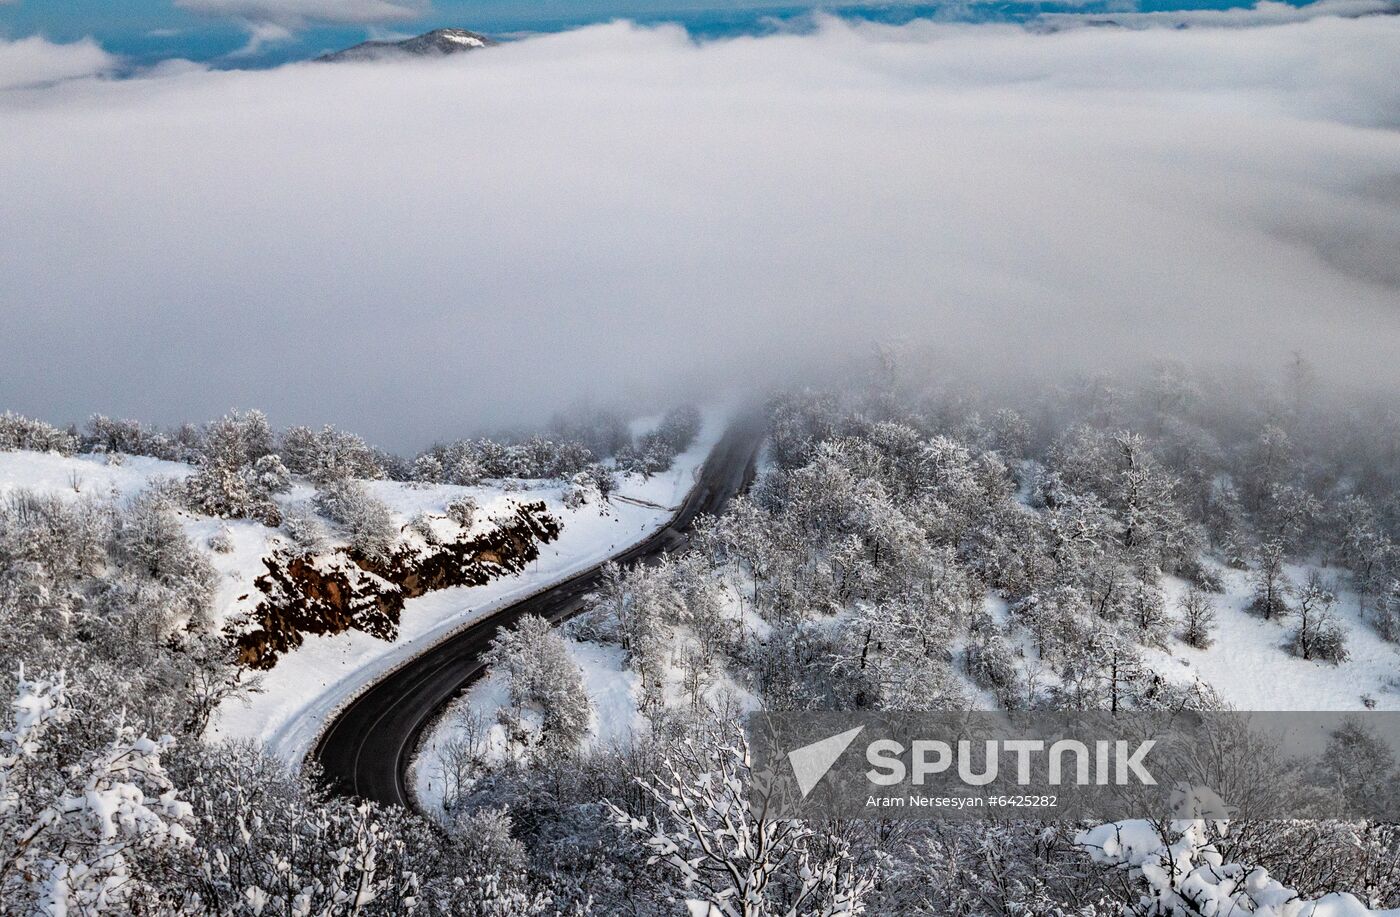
[1037,0,1400,30]
[229,21,296,55]
[0,35,117,90]
[0,12,1398,446]
[174,0,428,29]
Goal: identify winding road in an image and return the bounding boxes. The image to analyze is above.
[313,415,766,808]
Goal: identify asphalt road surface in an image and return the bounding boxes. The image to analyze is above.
[313,414,766,808]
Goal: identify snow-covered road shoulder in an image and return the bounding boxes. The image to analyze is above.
[207,412,727,763]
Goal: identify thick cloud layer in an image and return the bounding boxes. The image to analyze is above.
[1,11,1398,447]
[1038,0,1400,29]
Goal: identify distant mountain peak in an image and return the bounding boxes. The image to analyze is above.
[318,28,497,63]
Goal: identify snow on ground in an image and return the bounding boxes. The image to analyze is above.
[0,411,728,768]
[0,450,273,631]
[413,637,638,814]
[0,451,192,501]
[210,415,727,762]
[412,619,761,814]
[976,552,1398,712]
[950,593,1015,711]
[1152,562,1400,711]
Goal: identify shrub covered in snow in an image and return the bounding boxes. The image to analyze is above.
[445,494,478,529]
[407,511,441,545]
[0,411,77,455]
[312,479,397,561]
[482,614,591,752]
[207,525,235,554]
[280,423,385,483]
[1077,805,1398,916]
[278,501,328,552]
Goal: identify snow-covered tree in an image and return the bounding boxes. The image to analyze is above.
[281,425,385,484]
[1248,541,1293,621]
[605,721,874,917]
[1078,800,1396,916]
[483,615,591,753]
[313,480,397,562]
[1288,572,1348,663]
[0,670,195,915]
[184,410,284,523]
[0,412,77,455]
[1178,586,1216,649]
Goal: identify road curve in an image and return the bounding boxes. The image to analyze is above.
[312,414,766,808]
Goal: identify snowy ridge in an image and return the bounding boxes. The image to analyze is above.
[317,28,497,63]
[209,411,727,765]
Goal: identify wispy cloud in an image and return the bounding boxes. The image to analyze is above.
[1,9,1398,444]
[0,35,117,90]
[1036,0,1400,30]
[174,0,428,28]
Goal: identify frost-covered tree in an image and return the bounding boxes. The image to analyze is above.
[174,741,492,916]
[1373,576,1400,643]
[411,452,445,484]
[1242,423,1295,514]
[605,721,874,917]
[836,588,968,711]
[1125,578,1170,648]
[1178,586,1216,649]
[115,491,216,600]
[964,621,1026,709]
[1288,571,1348,663]
[1248,540,1293,621]
[588,562,679,712]
[1264,483,1324,556]
[313,479,397,562]
[483,614,591,752]
[0,411,78,455]
[656,404,703,454]
[0,671,195,915]
[281,424,385,484]
[1078,800,1395,917]
[183,410,285,524]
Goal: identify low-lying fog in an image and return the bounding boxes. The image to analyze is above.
[1,7,1398,447]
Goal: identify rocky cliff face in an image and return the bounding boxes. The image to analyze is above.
[318,28,496,63]
[234,501,560,668]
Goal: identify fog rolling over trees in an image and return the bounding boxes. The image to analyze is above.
[3,3,1400,915]
[3,12,1400,445]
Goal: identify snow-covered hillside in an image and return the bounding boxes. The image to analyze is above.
[412,604,762,814]
[212,415,724,762]
[1153,563,1400,710]
[0,412,725,765]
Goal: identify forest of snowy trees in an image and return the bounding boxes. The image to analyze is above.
[2,363,1399,915]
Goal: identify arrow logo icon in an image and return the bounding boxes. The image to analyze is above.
[787,725,865,798]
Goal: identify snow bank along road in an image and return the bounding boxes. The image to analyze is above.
[313,414,767,808]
